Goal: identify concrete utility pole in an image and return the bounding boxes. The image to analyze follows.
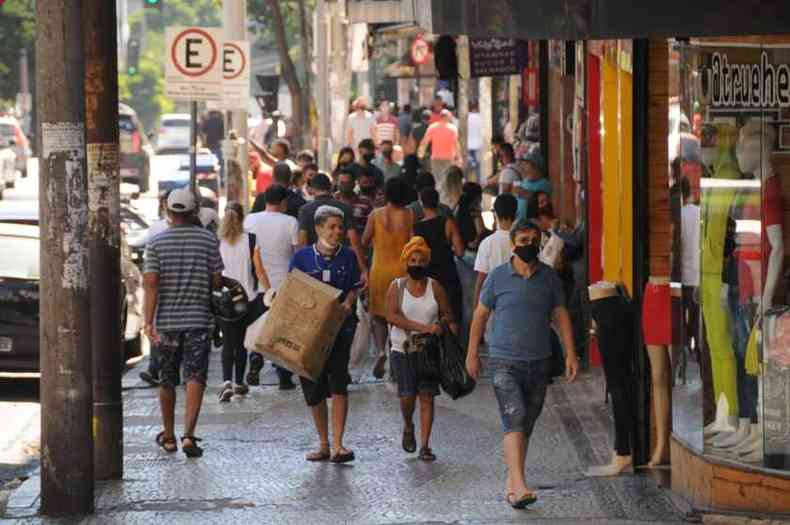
[84,0,123,481]
[224,0,249,209]
[36,0,94,515]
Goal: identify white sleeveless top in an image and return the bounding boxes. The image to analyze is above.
[390,278,439,353]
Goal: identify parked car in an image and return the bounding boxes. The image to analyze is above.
[119,103,154,193]
[156,113,191,155]
[121,198,150,269]
[0,136,14,196]
[0,211,143,376]
[0,116,30,178]
[157,150,221,198]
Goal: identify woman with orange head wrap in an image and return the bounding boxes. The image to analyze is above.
[385,236,457,462]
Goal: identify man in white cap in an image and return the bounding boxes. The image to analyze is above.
[143,187,224,458]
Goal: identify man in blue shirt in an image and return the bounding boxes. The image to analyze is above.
[290,205,362,464]
[466,219,579,509]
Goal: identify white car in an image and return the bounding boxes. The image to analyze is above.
[0,137,16,193]
[156,113,191,154]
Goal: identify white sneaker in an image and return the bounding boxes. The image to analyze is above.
[218,381,233,403]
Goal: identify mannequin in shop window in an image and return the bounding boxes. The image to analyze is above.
[701,124,740,438]
[585,281,636,476]
[711,119,784,461]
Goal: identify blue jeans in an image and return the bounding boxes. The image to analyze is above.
[490,357,551,434]
[468,149,481,184]
[727,285,758,422]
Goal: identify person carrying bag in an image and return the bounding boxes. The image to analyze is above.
[386,236,457,462]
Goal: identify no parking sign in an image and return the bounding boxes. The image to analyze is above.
[165,26,223,101]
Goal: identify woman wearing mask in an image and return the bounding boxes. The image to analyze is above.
[363,177,415,379]
[414,188,466,324]
[217,202,268,402]
[386,236,456,461]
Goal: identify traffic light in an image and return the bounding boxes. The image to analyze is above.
[127,39,140,75]
[143,0,162,9]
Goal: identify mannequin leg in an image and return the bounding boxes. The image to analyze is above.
[647,345,671,466]
[700,274,738,418]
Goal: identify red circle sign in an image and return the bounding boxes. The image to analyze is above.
[223,42,247,80]
[170,28,219,77]
[411,37,430,66]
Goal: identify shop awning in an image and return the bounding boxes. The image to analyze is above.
[423,0,790,40]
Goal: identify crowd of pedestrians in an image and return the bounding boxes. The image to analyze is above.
[141,95,582,509]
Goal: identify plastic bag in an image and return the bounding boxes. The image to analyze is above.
[439,330,476,400]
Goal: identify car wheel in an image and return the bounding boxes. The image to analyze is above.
[5,180,14,189]
[124,334,143,362]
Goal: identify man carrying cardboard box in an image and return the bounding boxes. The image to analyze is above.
[289,205,362,463]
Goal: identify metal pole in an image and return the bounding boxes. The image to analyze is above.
[190,100,198,190]
[83,0,123,481]
[36,0,94,515]
[223,0,249,208]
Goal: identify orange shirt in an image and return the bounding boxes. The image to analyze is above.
[424,122,458,160]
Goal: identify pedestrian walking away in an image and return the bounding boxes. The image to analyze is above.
[290,205,363,463]
[466,219,579,509]
[418,109,462,206]
[414,188,466,324]
[217,202,267,402]
[244,185,302,390]
[386,236,457,461]
[363,177,415,379]
[143,188,224,458]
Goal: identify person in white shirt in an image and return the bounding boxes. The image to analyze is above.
[243,185,302,389]
[467,101,483,184]
[346,97,376,152]
[679,177,700,353]
[474,194,518,307]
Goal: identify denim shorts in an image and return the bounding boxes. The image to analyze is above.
[155,329,211,388]
[490,357,551,434]
[390,350,440,397]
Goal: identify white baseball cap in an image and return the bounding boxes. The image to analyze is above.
[167,187,196,213]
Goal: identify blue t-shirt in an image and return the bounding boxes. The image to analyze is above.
[480,261,565,362]
[289,244,362,302]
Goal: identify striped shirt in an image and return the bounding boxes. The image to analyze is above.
[375,115,399,144]
[144,224,224,332]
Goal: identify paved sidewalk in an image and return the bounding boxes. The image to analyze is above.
[5,351,683,524]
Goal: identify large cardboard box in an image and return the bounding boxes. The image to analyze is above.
[253,270,347,381]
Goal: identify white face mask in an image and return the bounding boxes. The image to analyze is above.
[318,237,339,251]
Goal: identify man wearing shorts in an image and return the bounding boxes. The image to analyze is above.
[466,219,579,509]
[144,188,224,458]
[290,205,362,463]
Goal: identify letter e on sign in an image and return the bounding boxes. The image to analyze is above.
[221,40,251,110]
[165,26,223,101]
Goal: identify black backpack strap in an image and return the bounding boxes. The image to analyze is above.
[248,233,258,292]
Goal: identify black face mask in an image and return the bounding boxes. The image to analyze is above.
[360,185,376,196]
[407,265,427,280]
[338,182,355,196]
[363,153,375,163]
[514,243,540,264]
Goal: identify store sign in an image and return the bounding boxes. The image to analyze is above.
[469,38,528,78]
[709,51,790,109]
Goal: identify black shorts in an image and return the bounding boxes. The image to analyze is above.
[155,329,211,387]
[300,320,357,407]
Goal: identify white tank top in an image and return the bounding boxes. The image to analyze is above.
[390,278,439,353]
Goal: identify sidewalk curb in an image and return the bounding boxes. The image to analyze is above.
[4,467,40,519]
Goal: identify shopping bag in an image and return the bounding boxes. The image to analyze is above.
[438,329,476,400]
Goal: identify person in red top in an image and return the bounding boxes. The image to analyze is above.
[250,150,273,195]
[418,109,462,206]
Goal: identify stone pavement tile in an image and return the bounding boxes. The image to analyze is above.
[4,351,685,524]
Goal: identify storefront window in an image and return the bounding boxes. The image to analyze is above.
[672,38,790,470]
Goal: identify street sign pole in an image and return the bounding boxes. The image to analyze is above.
[190,100,198,191]
[83,0,123,482]
[36,0,94,515]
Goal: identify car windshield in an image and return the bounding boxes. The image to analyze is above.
[0,237,39,279]
[162,119,189,128]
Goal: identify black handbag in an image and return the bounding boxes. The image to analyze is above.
[407,334,442,383]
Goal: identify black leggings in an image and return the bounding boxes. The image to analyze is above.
[220,319,247,384]
[590,295,635,456]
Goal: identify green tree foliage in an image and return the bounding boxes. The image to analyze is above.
[118,0,222,131]
[0,0,35,103]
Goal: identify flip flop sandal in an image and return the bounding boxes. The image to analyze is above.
[155,431,177,453]
[306,450,331,462]
[402,426,417,453]
[180,436,204,458]
[330,448,355,464]
[418,447,436,462]
[507,492,538,509]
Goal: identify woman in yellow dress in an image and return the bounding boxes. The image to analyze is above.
[362,177,414,378]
